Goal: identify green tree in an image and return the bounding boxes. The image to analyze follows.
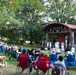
[42,0,76,24]
[0,0,45,44]
[14,0,45,44]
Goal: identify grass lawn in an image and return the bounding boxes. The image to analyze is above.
[0,45,76,75]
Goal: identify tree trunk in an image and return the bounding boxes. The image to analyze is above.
[29,30,33,44]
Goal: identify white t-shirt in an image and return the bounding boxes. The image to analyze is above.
[55,60,66,68]
[55,42,59,49]
[61,42,64,51]
[49,42,52,49]
[71,47,75,53]
[47,42,49,48]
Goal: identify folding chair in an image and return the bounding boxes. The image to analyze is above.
[34,56,50,75]
[49,53,58,63]
[9,50,17,60]
[17,53,31,75]
[65,54,76,67]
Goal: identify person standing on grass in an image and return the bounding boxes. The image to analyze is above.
[49,41,52,50]
[61,42,64,51]
[18,46,23,53]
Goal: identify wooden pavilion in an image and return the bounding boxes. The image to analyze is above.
[42,23,76,47]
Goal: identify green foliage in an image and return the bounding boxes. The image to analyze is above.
[0,0,45,44]
[43,0,76,24]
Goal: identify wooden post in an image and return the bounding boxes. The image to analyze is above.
[46,33,48,45]
[70,31,74,46]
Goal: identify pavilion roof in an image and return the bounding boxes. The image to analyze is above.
[42,23,76,32]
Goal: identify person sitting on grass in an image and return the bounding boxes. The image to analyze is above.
[0,54,6,67]
[55,55,67,75]
[34,51,54,70]
[17,49,32,73]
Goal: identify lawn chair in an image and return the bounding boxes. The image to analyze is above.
[34,56,50,75]
[65,54,76,67]
[49,53,58,63]
[9,50,17,60]
[17,53,31,75]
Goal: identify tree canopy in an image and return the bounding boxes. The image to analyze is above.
[0,0,76,44]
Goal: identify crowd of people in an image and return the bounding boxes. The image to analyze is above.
[0,42,71,75]
[17,47,69,75]
[17,48,69,75]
